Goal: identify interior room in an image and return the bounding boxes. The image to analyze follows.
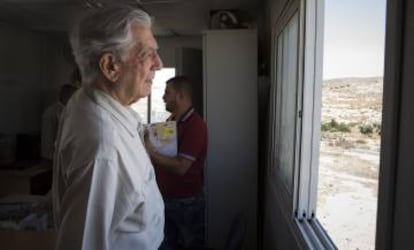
[0,0,413,249]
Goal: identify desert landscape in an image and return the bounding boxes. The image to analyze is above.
[317,77,383,250]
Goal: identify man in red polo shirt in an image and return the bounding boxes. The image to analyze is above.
[145,76,208,249]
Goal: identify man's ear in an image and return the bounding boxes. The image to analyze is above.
[177,92,188,102]
[176,92,184,102]
[99,53,121,82]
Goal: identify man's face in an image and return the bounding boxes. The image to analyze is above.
[118,23,163,105]
[163,84,178,113]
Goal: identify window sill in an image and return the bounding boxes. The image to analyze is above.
[295,217,337,249]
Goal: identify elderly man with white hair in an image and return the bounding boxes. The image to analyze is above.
[52,5,164,250]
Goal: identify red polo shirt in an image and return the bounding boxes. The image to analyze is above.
[155,108,208,198]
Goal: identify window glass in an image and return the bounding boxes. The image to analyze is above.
[131,97,148,123]
[316,0,386,248]
[150,68,175,123]
[130,68,176,123]
[274,12,300,193]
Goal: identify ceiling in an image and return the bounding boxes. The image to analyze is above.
[0,0,258,36]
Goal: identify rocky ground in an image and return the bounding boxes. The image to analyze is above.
[317,77,382,250]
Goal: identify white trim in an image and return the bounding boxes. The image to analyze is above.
[296,219,325,250]
[295,0,308,221]
[295,218,338,249]
[295,0,324,221]
[311,219,337,249]
[308,0,325,218]
[179,153,196,161]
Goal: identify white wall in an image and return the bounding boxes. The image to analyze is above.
[0,22,74,134]
[203,30,257,250]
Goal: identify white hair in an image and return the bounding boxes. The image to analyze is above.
[70,5,152,83]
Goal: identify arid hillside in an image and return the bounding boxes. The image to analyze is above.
[322,77,382,126]
[318,77,383,250]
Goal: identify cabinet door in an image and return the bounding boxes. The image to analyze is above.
[203,29,257,250]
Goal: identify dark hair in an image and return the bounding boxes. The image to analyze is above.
[166,76,193,99]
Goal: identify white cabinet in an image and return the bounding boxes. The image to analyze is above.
[203,29,257,250]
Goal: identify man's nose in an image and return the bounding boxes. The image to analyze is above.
[153,52,163,70]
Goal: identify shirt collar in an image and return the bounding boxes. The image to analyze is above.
[84,86,140,137]
[178,107,194,123]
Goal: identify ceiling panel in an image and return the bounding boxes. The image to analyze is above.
[0,0,257,35]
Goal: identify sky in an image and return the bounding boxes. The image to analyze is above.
[323,0,387,80]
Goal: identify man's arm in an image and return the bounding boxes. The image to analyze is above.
[145,135,193,176]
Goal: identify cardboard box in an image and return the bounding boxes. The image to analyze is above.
[0,164,52,197]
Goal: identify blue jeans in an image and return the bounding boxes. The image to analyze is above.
[160,193,205,250]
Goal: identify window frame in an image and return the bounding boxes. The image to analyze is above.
[269,0,336,248]
[296,0,324,222]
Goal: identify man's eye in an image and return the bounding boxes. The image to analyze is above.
[139,50,156,60]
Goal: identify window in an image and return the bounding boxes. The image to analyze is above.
[316,0,385,249]
[131,68,175,123]
[273,11,300,195]
[269,0,386,249]
[131,96,149,123]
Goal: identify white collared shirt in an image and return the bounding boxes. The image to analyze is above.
[53,86,164,250]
